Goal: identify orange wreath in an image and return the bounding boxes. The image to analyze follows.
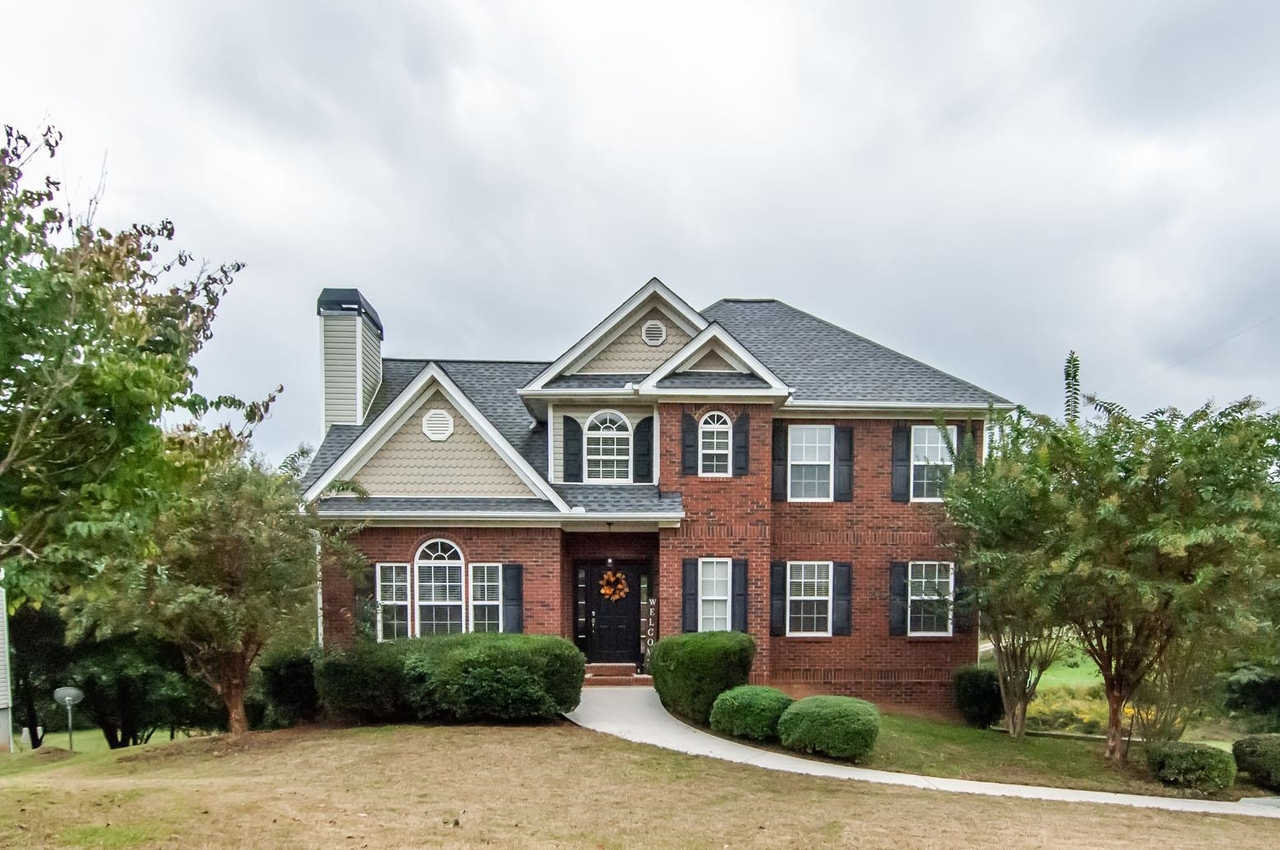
[599,570,629,601]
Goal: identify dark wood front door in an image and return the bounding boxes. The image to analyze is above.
[585,561,642,664]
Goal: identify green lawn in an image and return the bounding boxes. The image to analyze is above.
[1038,646,1104,689]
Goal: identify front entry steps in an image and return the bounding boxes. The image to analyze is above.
[584,663,653,687]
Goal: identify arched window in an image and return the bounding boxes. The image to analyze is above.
[415,539,464,635]
[699,411,731,476]
[585,411,631,481]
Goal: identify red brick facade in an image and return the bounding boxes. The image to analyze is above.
[323,412,980,713]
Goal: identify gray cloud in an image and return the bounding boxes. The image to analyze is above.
[9,0,1280,458]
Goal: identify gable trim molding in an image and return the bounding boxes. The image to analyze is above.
[303,363,571,510]
[521,278,708,394]
[637,322,792,396]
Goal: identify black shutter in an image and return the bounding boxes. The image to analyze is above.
[891,423,910,503]
[953,564,973,634]
[731,558,748,632]
[770,561,786,636]
[889,561,908,635]
[682,558,698,632]
[563,416,583,482]
[681,413,698,475]
[834,426,854,502]
[633,416,654,483]
[832,562,852,635]
[771,421,788,501]
[502,564,523,633]
[732,412,750,477]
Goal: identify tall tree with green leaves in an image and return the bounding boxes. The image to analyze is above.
[0,125,266,605]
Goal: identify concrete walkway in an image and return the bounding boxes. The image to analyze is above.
[566,687,1280,820]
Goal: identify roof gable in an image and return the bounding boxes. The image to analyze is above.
[636,322,791,397]
[575,306,693,374]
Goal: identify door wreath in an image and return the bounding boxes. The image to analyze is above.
[599,569,629,601]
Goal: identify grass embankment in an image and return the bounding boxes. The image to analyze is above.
[1,724,1276,850]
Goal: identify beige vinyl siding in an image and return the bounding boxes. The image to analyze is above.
[359,316,381,417]
[353,396,535,497]
[577,307,692,374]
[686,349,739,372]
[322,315,359,431]
[552,405,655,483]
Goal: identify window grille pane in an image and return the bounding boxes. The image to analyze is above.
[419,604,464,635]
[472,604,501,633]
[379,603,409,641]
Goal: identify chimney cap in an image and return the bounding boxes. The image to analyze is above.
[316,288,384,339]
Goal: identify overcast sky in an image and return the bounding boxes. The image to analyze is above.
[9,1,1280,459]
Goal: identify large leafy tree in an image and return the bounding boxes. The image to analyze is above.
[1,125,261,604]
[73,452,319,737]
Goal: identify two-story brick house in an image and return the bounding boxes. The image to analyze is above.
[302,278,1012,709]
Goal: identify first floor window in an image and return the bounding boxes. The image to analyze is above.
[470,563,503,633]
[698,558,731,631]
[787,561,832,636]
[376,563,410,641]
[911,425,956,501]
[908,561,954,636]
[416,539,464,635]
[789,425,833,500]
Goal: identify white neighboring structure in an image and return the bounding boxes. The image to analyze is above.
[0,576,11,753]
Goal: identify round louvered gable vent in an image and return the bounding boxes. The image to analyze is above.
[641,319,667,347]
[422,409,454,441]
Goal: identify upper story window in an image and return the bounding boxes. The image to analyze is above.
[788,424,833,501]
[911,425,957,501]
[908,561,954,636]
[699,412,731,476]
[415,539,465,635]
[586,411,631,482]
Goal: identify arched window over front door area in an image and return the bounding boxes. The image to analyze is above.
[585,411,631,482]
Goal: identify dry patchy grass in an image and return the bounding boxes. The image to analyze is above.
[0,723,1275,849]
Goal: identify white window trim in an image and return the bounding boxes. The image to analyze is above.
[374,562,411,643]
[584,409,633,484]
[697,557,732,632]
[785,560,833,637]
[413,539,466,637]
[698,411,732,478]
[907,560,955,637]
[469,562,504,634]
[910,425,958,503]
[787,424,834,502]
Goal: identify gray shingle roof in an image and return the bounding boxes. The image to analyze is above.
[553,485,684,514]
[655,372,772,389]
[544,373,646,389]
[702,299,1010,406]
[315,496,557,514]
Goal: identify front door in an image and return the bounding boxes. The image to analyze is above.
[585,561,642,664]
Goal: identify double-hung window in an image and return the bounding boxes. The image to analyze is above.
[585,411,631,481]
[698,558,731,631]
[788,425,833,501]
[908,561,954,636]
[415,539,465,635]
[375,563,411,641]
[911,425,956,501]
[787,561,832,636]
[470,563,503,633]
[699,412,731,476]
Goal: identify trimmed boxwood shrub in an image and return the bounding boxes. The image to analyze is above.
[405,633,585,721]
[1233,734,1280,790]
[777,696,880,762]
[953,666,1003,729]
[650,631,756,724]
[261,650,318,727]
[710,686,794,741]
[315,640,416,724]
[1145,742,1237,794]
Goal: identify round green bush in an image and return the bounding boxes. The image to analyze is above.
[315,640,416,724]
[953,665,1003,729]
[1233,734,1280,791]
[710,686,794,741]
[777,696,880,762]
[650,631,756,724]
[404,633,585,722]
[1145,742,1237,794]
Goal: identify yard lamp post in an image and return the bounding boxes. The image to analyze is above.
[53,687,84,752]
